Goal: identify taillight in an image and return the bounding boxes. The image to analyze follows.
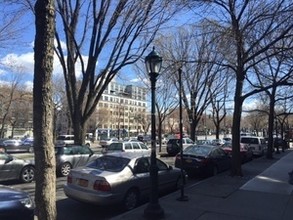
[93,180,111,191]
[67,174,72,184]
[176,155,181,160]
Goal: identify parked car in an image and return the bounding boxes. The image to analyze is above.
[240,136,267,156]
[273,137,288,153]
[0,185,35,220]
[211,139,225,146]
[166,138,194,156]
[221,142,253,163]
[0,152,35,183]
[63,152,182,210]
[21,138,34,153]
[222,137,232,142]
[55,145,98,177]
[99,137,119,148]
[0,139,32,153]
[55,135,91,147]
[175,145,231,178]
[102,141,150,154]
[195,140,213,145]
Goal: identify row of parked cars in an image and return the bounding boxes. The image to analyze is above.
[0,134,93,154]
[0,135,272,218]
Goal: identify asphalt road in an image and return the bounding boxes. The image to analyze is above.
[5,144,201,220]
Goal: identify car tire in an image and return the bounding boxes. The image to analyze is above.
[60,162,72,177]
[20,166,35,183]
[123,189,139,211]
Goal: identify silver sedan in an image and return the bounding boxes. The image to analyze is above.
[0,152,35,183]
[64,152,183,210]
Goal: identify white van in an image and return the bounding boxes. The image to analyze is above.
[56,135,91,146]
[240,136,267,156]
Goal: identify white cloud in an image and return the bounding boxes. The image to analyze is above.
[0,51,88,82]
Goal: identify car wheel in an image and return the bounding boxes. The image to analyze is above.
[20,166,35,183]
[123,189,139,211]
[60,162,72,177]
[28,147,34,153]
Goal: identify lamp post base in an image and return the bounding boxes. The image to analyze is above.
[144,203,164,219]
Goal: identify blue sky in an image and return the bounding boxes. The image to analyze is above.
[0,3,197,91]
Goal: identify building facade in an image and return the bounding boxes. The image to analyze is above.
[95,81,148,139]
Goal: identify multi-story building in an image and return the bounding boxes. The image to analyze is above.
[95,81,148,139]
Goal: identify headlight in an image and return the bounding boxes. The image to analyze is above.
[20,197,34,209]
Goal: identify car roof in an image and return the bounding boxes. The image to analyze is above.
[103,151,151,159]
[188,144,217,149]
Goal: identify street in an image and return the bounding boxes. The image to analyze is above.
[4,144,202,219]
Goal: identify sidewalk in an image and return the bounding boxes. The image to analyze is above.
[113,149,293,220]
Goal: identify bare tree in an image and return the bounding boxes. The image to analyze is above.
[0,1,30,49]
[192,0,293,176]
[251,37,293,158]
[210,71,233,139]
[53,0,180,145]
[156,24,226,141]
[134,61,179,150]
[0,71,24,138]
[34,1,56,220]
[155,80,178,150]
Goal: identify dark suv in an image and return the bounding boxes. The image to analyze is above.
[167,139,180,156]
[166,138,194,156]
[55,145,97,177]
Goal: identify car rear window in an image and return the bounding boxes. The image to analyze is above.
[57,135,74,140]
[87,155,130,172]
[184,145,211,156]
[241,138,258,144]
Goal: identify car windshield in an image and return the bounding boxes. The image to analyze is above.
[87,155,130,172]
[183,145,211,157]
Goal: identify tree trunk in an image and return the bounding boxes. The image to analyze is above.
[73,106,86,145]
[266,90,276,159]
[215,124,220,140]
[34,1,56,220]
[189,119,196,142]
[231,77,243,177]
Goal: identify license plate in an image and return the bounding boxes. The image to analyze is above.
[79,179,88,187]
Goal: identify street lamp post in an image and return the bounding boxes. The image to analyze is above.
[177,67,188,202]
[144,47,164,219]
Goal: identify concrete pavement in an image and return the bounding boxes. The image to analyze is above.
[113,149,293,220]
